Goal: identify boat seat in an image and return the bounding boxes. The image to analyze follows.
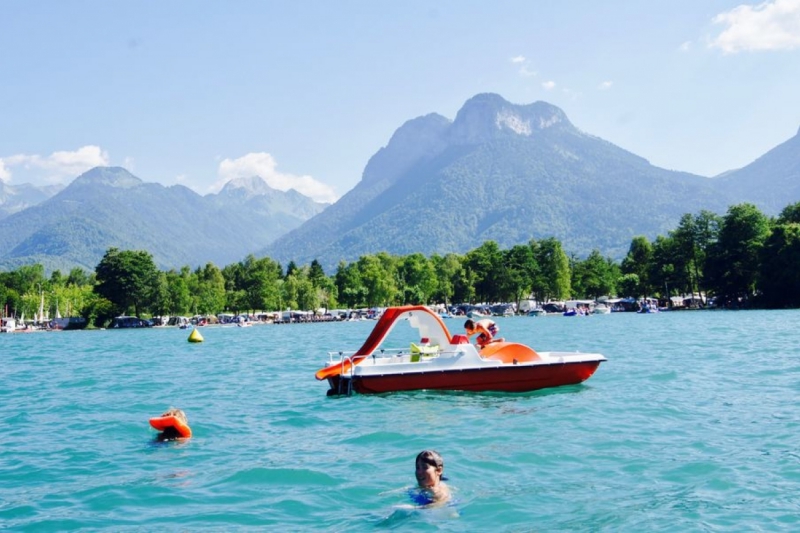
[410,342,439,362]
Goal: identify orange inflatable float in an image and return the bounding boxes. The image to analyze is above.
[149,414,192,439]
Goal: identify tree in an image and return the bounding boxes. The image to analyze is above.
[94,248,160,317]
[284,267,319,311]
[398,253,437,304]
[239,255,282,312]
[649,235,680,301]
[314,274,338,311]
[357,253,398,307]
[533,238,571,301]
[160,267,193,315]
[705,203,770,307]
[192,263,226,314]
[430,253,462,306]
[617,273,640,298]
[572,249,616,299]
[285,260,299,279]
[691,210,721,303]
[335,260,364,308]
[465,241,504,302]
[758,222,800,307]
[778,201,800,225]
[67,268,92,287]
[308,259,327,287]
[502,245,537,306]
[620,236,653,297]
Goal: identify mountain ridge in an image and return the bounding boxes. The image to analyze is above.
[2,94,798,274]
[0,168,328,272]
[265,94,733,270]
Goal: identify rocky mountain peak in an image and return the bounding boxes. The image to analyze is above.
[220,176,278,199]
[449,93,574,144]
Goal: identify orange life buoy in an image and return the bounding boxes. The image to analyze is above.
[149,415,192,439]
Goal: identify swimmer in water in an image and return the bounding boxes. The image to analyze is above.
[411,450,451,506]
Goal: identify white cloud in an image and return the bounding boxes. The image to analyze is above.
[510,55,536,76]
[679,40,692,52]
[216,152,337,203]
[0,160,10,183]
[598,81,613,90]
[542,80,556,90]
[0,145,109,185]
[710,0,800,53]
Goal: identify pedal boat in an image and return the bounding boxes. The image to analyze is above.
[316,305,606,396]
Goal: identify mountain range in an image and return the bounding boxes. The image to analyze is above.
[265,94,799,269]
[0,168,328,272]
[1,93,798,273]
[0,181,63,220]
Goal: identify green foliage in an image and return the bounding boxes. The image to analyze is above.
[94,248,160,317]
[621,236,653,298]
[335,261,364,308]
[534,238,571,301]
[7,198,800,317]
[758,223,800,307]
[705,203,770,307]
[777,202,800,225]
[464,241,504,302]
[501,245,537,305]
[398,253,437,304]
[356,253,398,307]
[430,253,462,306]
[572,250,616,299]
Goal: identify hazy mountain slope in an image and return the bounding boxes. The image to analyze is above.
[714,126,800,214]
[261,113,452,263]
[0,181,62,220]
[0,167,327,272]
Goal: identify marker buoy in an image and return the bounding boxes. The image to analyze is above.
[188,327,204,343]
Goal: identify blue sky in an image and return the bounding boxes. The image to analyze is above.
[1,1,799,203]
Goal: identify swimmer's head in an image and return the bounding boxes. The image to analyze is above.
[161,408,188,424]
[464,319,475,333]
[415,450,444,488]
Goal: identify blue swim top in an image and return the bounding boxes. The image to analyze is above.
[408,488,436,507]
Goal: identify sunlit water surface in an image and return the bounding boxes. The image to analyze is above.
[3,310,800,531]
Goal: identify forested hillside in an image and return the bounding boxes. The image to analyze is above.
[267,93,733,269]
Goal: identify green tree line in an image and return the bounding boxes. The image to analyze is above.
[3,201,800,326]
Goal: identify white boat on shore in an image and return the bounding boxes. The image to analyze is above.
[592,303,611,315]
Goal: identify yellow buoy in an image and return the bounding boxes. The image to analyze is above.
[188,327,204,343]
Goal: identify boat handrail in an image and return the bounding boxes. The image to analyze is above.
[327,346,461,367]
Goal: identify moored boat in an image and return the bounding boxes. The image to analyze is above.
[592,303,611,315]
[315,305,606,396]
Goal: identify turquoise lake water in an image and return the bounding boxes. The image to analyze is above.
[3,310,800,531]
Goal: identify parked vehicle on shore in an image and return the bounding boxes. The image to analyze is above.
[110,316,152,328]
